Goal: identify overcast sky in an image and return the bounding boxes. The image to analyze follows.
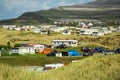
[0,0,94,20]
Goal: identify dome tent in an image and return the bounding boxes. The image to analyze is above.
[68,50,82,56]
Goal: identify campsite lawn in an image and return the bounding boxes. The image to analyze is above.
[0,54,84,66]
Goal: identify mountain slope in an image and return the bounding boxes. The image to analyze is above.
[0,0,120,25]
[88,0,120,5]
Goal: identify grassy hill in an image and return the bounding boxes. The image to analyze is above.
[88,0,120,5]
[0,54,120,80]
[0,0,120,25]
[0,28,119,49]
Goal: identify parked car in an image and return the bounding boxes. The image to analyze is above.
[81,47,94,56]
[115,48,120,54]
[56,44,67,49]
[60,51,69,56]
[46,51,57,56]
[94,47,104,53]
[103,50,115,55]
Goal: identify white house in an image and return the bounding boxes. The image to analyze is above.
[92,31,104,36]
[40,29,49,34]
[102,29,112,34]
[52,40,78,47]
[14,28,21,31]
[11,47,35,55]
[79,29,99,35]
[32,28,41,33]
[2,25,16,29]
[51,27,67,32]
[88,23,93,27]
[22,25,35,29]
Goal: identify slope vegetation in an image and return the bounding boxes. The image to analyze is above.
[88,0,120,5]
[0,0,120,25]
[0,54,120,80]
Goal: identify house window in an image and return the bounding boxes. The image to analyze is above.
[54,42,56,44]
[69,42,72,45]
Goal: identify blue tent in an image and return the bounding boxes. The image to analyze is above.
[68,50,82,56]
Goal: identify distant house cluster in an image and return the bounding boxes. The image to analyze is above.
[0,25,35,31]
[0,22,120,36]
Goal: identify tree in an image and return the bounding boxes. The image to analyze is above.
[7,41,11,50]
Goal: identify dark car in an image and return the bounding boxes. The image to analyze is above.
[94,47,104,53]
[61,51,69,56]
[103,50,115,55]
[46,51,56,56]
[115,48,120,54]
[56,44,67,49]
[81,47,94,56]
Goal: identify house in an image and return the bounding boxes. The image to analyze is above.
[41,25,50,29]
[79,29,99,35]
[51,27,67,32]
[11,47,35,55]
[62,29,71,35]
[52,40,78,47]
[87,22,93,27]
[92,31,104,36]
[2,25,16,29]
[102,29,112,34]
[40,29,50,34]
[14,27,21,31]
[78,22,86,27]
[32,28,41,33]
[22,25,35,29]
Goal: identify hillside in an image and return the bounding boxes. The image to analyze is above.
[88,0,120,5]
[0,29,120,49]
[0,0,120,25]
[0,54,120,80]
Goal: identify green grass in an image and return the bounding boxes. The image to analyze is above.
[0,54,120,80]
[0,54,83,66]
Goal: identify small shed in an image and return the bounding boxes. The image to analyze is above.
[56,53,62,57]
[45,63,64,69]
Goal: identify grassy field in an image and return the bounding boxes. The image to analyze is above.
[0,54,120,80]
[0,54,83,66]
[0,28,120,49]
